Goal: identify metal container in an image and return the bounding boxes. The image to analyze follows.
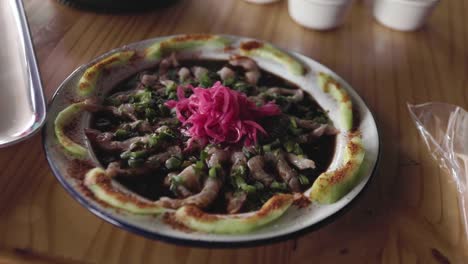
[0,0,46,147]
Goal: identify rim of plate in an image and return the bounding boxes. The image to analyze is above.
[42,34,380,248]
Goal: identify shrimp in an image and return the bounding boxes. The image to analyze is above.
[247,155,274,186]
[229,56,261,85]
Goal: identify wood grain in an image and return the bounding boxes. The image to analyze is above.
[0,0,467,263]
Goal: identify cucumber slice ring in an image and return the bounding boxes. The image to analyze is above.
[310,133,366,204]
[84,168,167,215]
[145,34,232,61]
[175,194,294,234]
[54,102,88,158]
[317,72,353,131]
[239,40,306,76]
[78,50,135,97]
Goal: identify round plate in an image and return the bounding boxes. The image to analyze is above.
[43,35,380,247]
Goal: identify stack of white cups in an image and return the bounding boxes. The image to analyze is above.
[243,0,440,31]
[373,0,440,31]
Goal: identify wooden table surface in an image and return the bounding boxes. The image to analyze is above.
[0,0,467,263]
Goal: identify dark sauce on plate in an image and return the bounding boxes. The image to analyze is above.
[88,59,336,213]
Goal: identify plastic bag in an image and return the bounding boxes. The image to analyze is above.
[408,102,468,237]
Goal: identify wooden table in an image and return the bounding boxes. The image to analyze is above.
[0,0,467,263]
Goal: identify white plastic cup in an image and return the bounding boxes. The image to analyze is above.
[288,0,354,30]
[373,0,440,31]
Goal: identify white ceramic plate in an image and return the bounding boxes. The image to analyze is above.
[43,35,379,247]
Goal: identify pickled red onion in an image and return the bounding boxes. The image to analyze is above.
[165,81,280,145]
